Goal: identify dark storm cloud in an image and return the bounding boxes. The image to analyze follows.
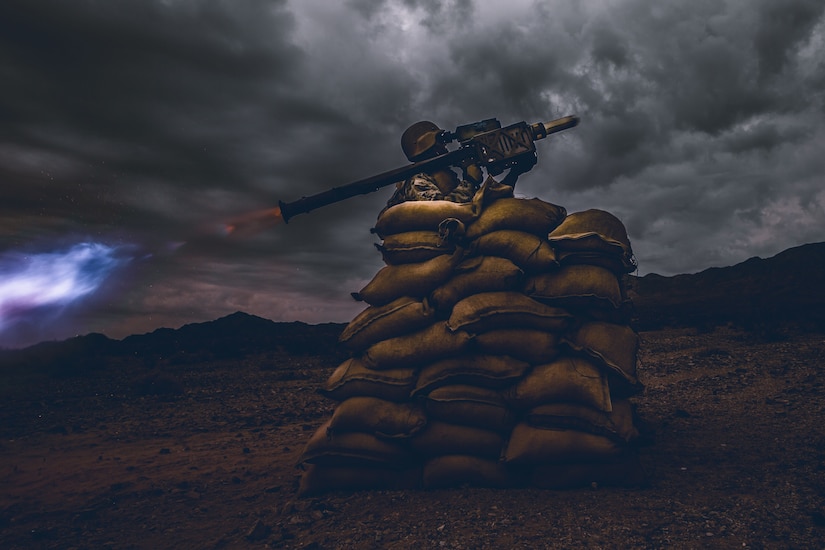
[0,2,298,169]
[2,0,824,347]
[754,0,824,80]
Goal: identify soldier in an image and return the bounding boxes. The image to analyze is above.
[385,120,530,209]
[385,121,481,208]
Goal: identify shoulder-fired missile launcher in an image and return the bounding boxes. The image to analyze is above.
[278,115,580,223]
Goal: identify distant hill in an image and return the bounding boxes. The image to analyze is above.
[627,241,825,330]
[119,312,346,360]
[0,313,347,373]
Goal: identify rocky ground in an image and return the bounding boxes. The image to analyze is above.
[1,326,824,549]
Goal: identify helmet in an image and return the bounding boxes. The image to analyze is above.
[401,121,446,161]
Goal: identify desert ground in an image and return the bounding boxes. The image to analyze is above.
[2,325,824,549]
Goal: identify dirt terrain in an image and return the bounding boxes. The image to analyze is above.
[2,326,824,549]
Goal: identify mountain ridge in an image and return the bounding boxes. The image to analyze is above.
[0,313,348,372]
[627,241,825,330]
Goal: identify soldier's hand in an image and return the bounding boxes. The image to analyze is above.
[462,163,484,185]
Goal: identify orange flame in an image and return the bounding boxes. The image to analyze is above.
[224,206,284,238]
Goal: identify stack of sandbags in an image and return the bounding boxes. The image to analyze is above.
[503,208,645,488]
[298,181,646,494]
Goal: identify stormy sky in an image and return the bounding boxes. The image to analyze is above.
[1,0,824,348]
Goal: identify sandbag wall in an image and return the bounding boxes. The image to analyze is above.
[297,182,645,496]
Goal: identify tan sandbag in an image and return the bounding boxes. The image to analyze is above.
[547,209,632,251]
[376,230,455,265]
[424,385,514,434]
[474,176,516,205]
[299,419,414,467]
[473,328,561,365]
[555,250,636,275]
[469,230,558,273]
[525,399,638,443]
[437,217,467,242]
[447,291,573,334]
[298,464,421,497]
[410,420,505,459]
[523,264,623,310]
[339,296,436,352]
[429,256,523,312]
[503,423,624,465]
[352,250,463,306]
[563,321,642,394]
[422,455,512,489]
[504,356,613,412]
[327,397,427,439]
[372,200,479,238]
[547,209,636,273]
[465,197,567,239]
[413,354,530,396]
[528,452,646,489]
[361,321,471,370]
[319,357,417,402]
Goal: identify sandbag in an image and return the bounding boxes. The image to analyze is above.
[528,452,646,489]
[319,357,417,402]
[339,296,436,352]
[361,321,472,370]
[298,464,421,497]
[299,419,414,468]
[424,385,514,433]
[410,420,505,459]
[473,328,560,365]
[352,250,463,306]
[447,291,573,334]
[437,217,467,242]
[503,423,624,465]
[504,356,613,412]
[563,321,642,395]
[547,209,635,273]
[523,264,623,310]
[413,354,530,396]
[422,455,512,489]
[376,230,455,265]
[469,229,558,273]
[555,250,636,275]
[474,176,517,205]
[547,208,632,251]
[465,197,567,239]
[372,200,479,238]
[428,256,523,312]
[525,399,638,443]
[327,397,427,439]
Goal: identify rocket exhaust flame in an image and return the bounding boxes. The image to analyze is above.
[0,242,131,333]
[223,206,284,238]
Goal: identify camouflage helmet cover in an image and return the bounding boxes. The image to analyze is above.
[401,121,445,161]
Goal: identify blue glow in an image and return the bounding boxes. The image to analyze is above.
[0,242,130,332]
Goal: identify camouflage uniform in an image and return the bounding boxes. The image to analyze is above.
[385,172,478,209]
